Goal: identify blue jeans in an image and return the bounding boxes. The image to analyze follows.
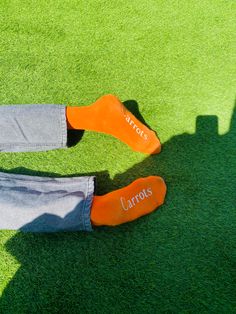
[0,104,94,232]
[0,104,67,152]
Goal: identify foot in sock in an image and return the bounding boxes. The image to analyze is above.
[66,94,161,154]
[90,176,166,226]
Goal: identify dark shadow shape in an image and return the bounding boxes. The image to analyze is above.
[124,100,153,129]
[0,102,235,313]
[67,129,84,147]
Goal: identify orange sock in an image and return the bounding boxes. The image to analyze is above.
[90,176,166,226]
[66,94,161,154]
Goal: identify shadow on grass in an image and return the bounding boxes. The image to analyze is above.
[0,101,235,313]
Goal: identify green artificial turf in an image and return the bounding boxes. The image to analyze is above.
[0,0,236,312]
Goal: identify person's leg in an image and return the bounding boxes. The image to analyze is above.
[0,172,94,232]
[66,94,161,154]
[0,96,160,154]
[0,104,67,152]
[0,172,166,232]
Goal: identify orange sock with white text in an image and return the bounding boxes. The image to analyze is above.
[66,94,161,154]
[90,176,166,226]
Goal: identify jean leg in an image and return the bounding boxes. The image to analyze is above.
[0,104,67,152]
[0,172,95,232]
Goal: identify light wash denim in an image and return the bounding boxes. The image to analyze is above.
[0,104,94,232]
[0,172,95,232]
[0,104,67,152]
